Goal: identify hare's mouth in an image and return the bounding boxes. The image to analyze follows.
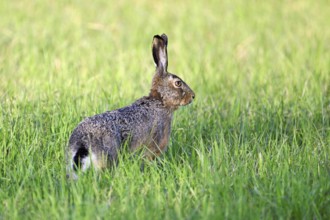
[187,99,194,105]
[180,99,194,106]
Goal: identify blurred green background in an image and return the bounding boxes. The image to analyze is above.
[0,0,329,219]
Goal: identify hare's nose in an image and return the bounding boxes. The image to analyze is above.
[192,94,195,99]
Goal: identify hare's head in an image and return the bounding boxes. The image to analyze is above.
[150,34,195,109]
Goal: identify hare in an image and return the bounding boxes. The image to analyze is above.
[67,34,195,178]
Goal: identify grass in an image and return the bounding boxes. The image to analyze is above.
[1,0,330,219]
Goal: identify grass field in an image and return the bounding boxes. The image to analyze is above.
[1,0,330,219]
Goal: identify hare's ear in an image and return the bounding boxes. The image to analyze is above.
[152,34,168,73]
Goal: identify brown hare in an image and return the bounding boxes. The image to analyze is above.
[67,34,195,179]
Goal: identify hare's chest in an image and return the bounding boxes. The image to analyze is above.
[144,118,172,159]
[156,122,171,151]
[128,108,173,158]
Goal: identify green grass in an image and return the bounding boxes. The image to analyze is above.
[1,0,330,219]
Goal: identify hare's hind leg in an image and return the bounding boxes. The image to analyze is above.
[66,134,121,179]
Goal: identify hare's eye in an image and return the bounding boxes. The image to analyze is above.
[174,81,182,88]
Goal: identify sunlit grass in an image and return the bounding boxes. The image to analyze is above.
[1,0,329,219]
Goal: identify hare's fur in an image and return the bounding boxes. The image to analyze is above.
[67,34,195,178]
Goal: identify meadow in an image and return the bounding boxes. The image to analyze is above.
[0,0,329,219]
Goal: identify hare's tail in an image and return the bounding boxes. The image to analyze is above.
[66,142,94,180]
[72,146,90,171]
